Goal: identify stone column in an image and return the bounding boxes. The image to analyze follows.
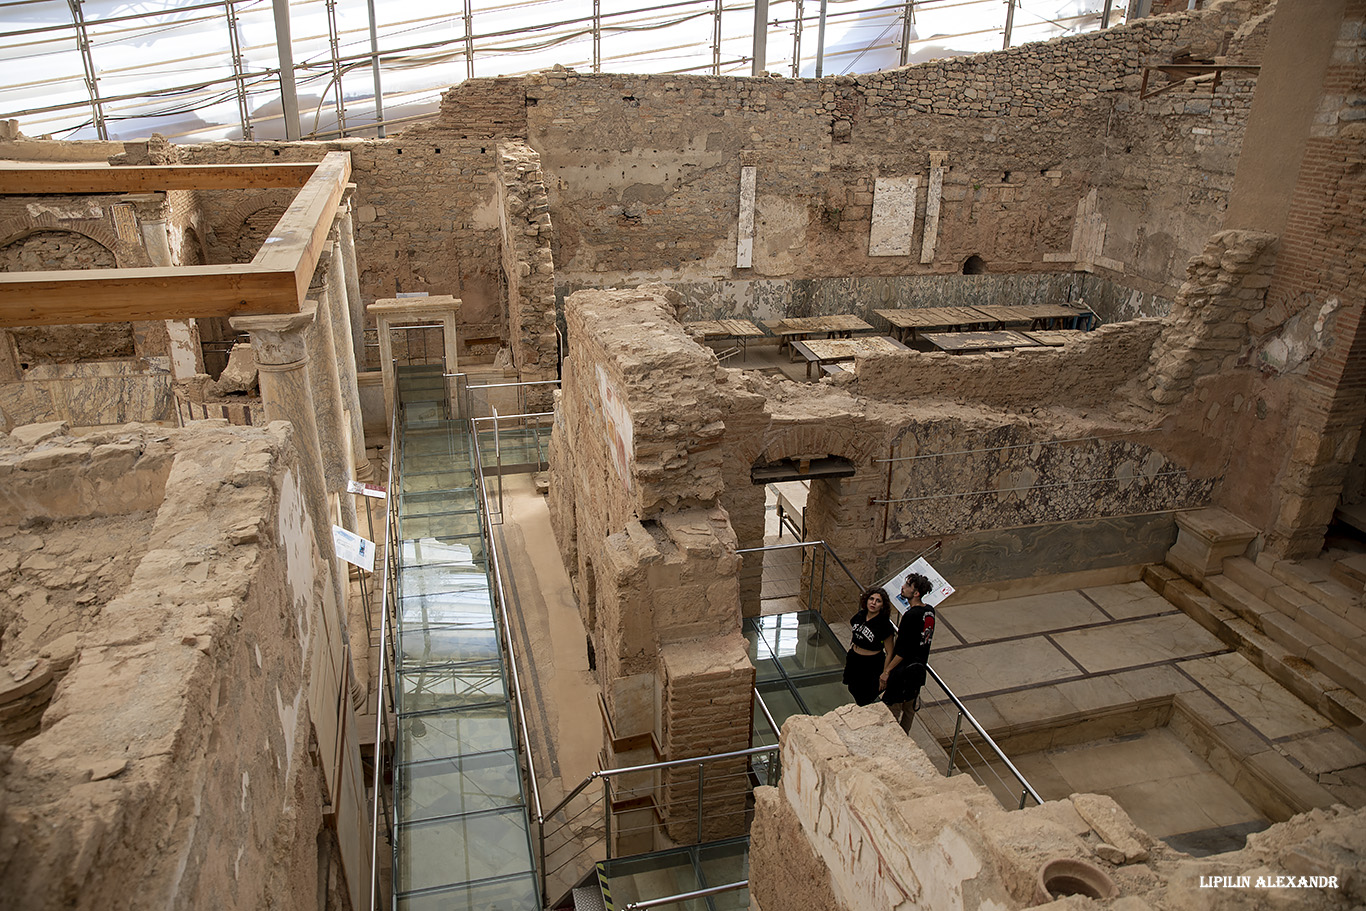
[307,254,359,534]
[327,231,369,480]
[336,191,366,369]
[128,193,202,380]
[229,307,335,580]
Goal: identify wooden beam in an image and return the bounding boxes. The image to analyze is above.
[0,162,322,194]
[0,151,354,326]
[252,151,353,304]
[0,265,300,325]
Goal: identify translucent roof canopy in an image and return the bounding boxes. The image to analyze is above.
[0,0,1123,143]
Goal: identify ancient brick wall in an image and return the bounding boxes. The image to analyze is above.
[528,5,1264,301]
[495,139,558,396]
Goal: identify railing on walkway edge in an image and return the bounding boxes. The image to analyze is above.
[620,880,749,911]
[368,413,400,911]
[736,534,1042,812]
[471,409,554,525]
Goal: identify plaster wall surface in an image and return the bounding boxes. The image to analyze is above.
[0,421,364,911]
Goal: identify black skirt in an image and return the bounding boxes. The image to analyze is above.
[843,650,885,706]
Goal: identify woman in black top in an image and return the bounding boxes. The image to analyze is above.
[843,588,896,706]
[881,573,935,731]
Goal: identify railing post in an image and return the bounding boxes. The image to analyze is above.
[696,762,705,844]
[604,776,613,860]
[947,712,963,775]
[1019,789,1029,810]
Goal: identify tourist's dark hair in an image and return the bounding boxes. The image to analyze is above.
[859,588,887,614]
[905,573,932,597]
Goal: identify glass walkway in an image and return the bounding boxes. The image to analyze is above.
[390,365,539,911]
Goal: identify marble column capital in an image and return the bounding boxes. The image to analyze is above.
[120,192,169,222]
[230,304,317,367]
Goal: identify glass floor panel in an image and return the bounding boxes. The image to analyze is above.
[401,512,484,540]
[605,849,705,911]
[698,841,750,910]
[401,561,488,595]
[398,498,482,521]
[745,612,844,677]
[397,703,516,763]
[402,469,477,493]
[399,626,501,667]
[398,664,507,715]
[792,670,850,717]
[401,539,483,568]
[754,683,801,741]
[399,592,495,625]
[397,749,523,822]
[396,872,539,911]
[396,807,534,894]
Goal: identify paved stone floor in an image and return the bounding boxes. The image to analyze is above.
[492,455,1366,863]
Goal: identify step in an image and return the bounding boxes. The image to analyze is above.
[1332,553,1366,592]
[1306,643,1366,702]
[1222,556,1280,601]
[1256,553,1362,619]
[1204,574,1280,632]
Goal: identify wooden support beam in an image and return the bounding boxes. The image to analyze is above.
[0,151,353,327]
[0,162,322,194]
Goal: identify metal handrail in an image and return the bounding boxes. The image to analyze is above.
[925,664,1043,808]
[753,687,779,740]
[366,411,399,911]
[469,409,544,903]
[620,881,748,910]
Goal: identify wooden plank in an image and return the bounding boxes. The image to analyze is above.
[252,152,353,303]
[0,151,350,325]
[0,265,299,325]
[0,162,321,194]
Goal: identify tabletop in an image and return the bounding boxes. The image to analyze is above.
[874,307,991,329]
[775,314,874,335]
[685,318,766,338]
[922,330,1040,353]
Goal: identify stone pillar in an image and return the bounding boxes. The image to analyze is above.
[307,255,358,535]
[336,192,366,369]
[229,307,335,581]
[129,193,202,380]
[327,231,369,480]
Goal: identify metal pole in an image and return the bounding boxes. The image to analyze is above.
[696,763,705,844]
[791,0,803,77]
[324,0,347,136]
[947,712,963,774]
[365,0,385,136]
[225,0,254,140]
[463,0,475,79]
[712,0,722,75]
[751,0,768,75]
[898,0,915,66]
[1002,0,1014,50]
[604,777,613,859]
[272,0,301,140]
[1101,0,1113,28]
[67,0,107,140]
[592,0,601,72]
[814,0,828,77]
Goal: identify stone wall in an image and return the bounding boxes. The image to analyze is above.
[547,286,753,831]
[0,421,367,911]
[528,3,1265,300]
[750,704,1366,911]
[495,139,558,401]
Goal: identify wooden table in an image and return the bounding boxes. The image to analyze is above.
[774,314,874,356]
[685,318,766,355]
[922,330,1041,353]
[791,335,911,377]
[874,307,991,342]
[1023,329,1088,346]
[973,304,1095,331]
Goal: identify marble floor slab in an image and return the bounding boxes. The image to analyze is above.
[1081,581,1178,621]
[929,637,1081,699]
[938,590,1110,642]
[1178,652,1328,740]
[1050,613,1226,674]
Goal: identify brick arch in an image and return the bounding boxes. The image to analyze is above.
[736,420,883,471]
[215,195,292,262]
[0,213,123,266]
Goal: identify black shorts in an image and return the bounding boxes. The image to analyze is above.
[843,650,884,706]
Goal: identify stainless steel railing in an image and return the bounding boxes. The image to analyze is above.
[367,412,399,911]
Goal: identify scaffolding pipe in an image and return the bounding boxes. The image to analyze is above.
[711,0,721,74]
[272,0,301,139]
[462,0,475,79]
[751,0,767,74]
[898,0,915,65]
[814,0,828,77]
[791,0,803,76]
[366,0,384,136]
[66,0,106,140]
[324,0,348,136]
[1002,0,1014,48]
[592,0,601,71]
[225,0,253,140]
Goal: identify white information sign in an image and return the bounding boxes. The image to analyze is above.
[881,556,955,621]
[333,525,376,571]
[346,479,388,499]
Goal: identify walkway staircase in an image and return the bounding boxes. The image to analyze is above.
[1148,550,1366,740]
